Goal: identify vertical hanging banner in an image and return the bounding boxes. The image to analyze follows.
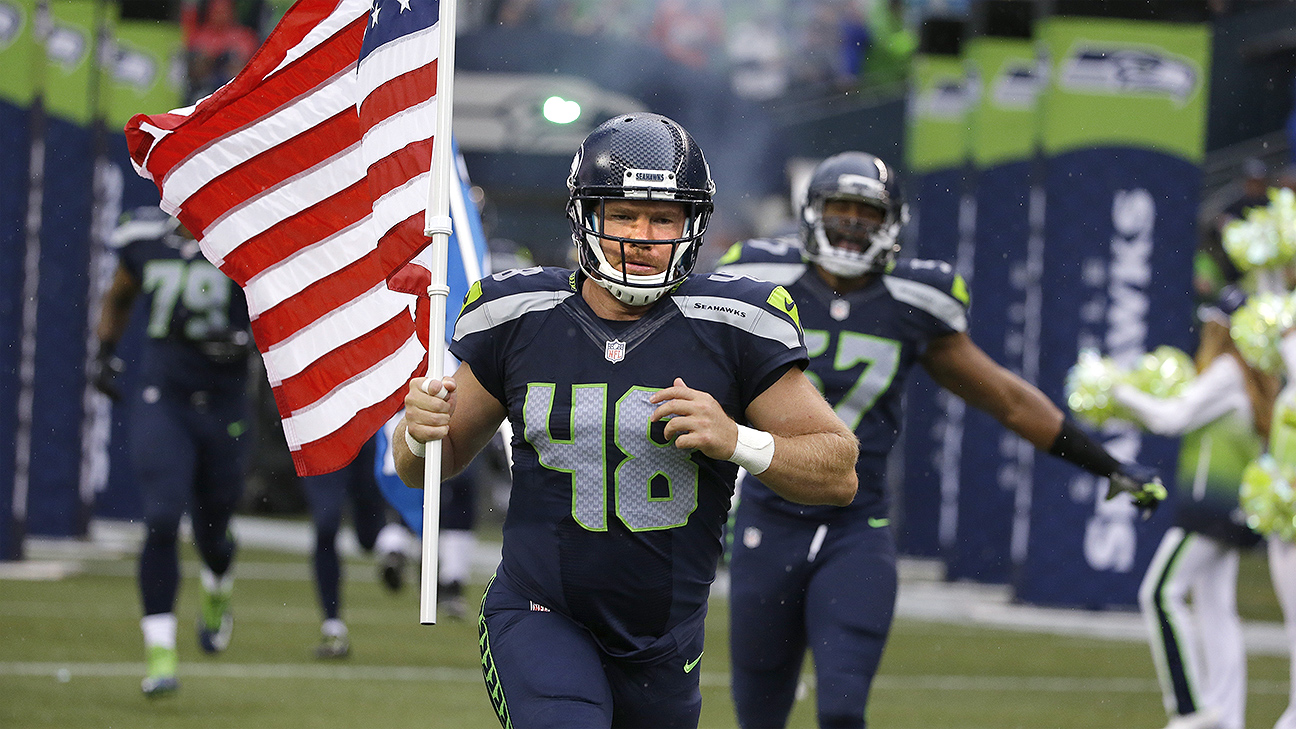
[945,1,1043,583]
[26,0,99,537]
[93,4,184,522]
[0,0,40,560]
[899,16,968,558]
[1016,2,1209,608]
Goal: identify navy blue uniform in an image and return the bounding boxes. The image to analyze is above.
[718,238,968,729]
[299,435,393,621]
[452,267,806,728]
[113,209,252,617]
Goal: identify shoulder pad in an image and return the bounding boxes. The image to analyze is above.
[110,207,175,249]
[453,267,576,340]
[673,272,804,346]
[888,258,970,307]
[883,259,969,332]
[713,236,806,286]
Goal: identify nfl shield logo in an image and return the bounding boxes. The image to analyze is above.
[830,299,850,321]
[605,339,626,363]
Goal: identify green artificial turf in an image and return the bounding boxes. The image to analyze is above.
[1,537,1288,728]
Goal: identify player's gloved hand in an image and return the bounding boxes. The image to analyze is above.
[90,342,125,401]
[1106,462,1167,518]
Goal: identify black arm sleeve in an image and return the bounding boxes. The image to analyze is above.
[1047,419,1121,478]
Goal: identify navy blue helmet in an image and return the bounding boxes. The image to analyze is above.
[800,151,908,278]
[567,113,715,305]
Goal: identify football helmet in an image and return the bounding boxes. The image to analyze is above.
[567,113,715,306]
[800,151,908,278]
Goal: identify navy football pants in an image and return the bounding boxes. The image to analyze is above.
[299,436,389,621]
[728,502,897,729]
[132,388,248,617]
[479,574,704,729]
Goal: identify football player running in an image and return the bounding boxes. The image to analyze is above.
[92,209,252,697]
[715,151,1167,729]
[395,113,859,729]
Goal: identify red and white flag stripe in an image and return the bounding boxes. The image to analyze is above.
[126,0,445,476]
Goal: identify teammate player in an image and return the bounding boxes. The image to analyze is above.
[92,208,252,697]
[298,434,412,658]
[395,113,860,728]
[715,151,1167,729]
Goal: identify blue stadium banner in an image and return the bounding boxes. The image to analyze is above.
[945,5,1044,583]
[1016,8,1209,607]
[0,0,41,560]
[26,0,99,537]
[900,17,969,558]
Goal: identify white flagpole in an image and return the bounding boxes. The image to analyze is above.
[420,0,458,625]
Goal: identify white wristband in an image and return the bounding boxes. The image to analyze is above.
[404,428,427,458]
[730,424,775,475]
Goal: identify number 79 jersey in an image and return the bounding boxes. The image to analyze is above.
[112,208,251,393]
[717,236,970,523]
[450,267,807,657]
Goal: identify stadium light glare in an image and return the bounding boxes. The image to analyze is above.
[542,95,582,124]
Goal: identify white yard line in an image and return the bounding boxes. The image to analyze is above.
[0,661,1291,695]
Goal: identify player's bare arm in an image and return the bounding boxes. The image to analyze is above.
[650,369,858,506]
[96,265,141,343]
[920,331,1064,450]
[395,362,506,489]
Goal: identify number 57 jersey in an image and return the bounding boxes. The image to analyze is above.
[450,267,807,658]
[717,237,970,525]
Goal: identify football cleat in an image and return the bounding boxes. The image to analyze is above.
[197,580,233,654]
[140,645,178,698]
[1162,708,1222,729]
[438,580,468,621]
[379,549,406,593]
[315,632,351,659]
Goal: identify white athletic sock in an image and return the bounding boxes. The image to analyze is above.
[439,529,476,585]
[321,618,348,639]
[141,613,178,650]
[375,523,411,557]
[200,565,234,596]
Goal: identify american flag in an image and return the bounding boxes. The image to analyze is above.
[125,0,482,476]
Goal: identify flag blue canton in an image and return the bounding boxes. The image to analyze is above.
[360,0,439,59]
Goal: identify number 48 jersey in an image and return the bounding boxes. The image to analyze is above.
[716,236,970,524]
[450,266,807,658]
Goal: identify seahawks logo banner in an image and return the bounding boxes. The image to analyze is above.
[0,0,38,559]
[1016,13,1209,608]
[95,10,185,523]
[901,19,968,558]
[945,29,1045,584]
[26,0,100,538]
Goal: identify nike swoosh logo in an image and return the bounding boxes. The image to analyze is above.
[684,652,703,673]
[868,517,890,528]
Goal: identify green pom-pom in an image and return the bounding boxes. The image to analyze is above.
[1125,346,1196,399]
[1223,187,1296,273]
[1240,455,1296,541]
[1065,349,1128,427]
[1230,292,1296,374]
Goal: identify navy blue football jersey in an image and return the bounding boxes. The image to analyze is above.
[450,267,807,657]
[112,208,252,394]
[716,236,969,522]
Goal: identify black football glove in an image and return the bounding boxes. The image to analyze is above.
[1106,462,1167,518]
[90,342,125,401]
